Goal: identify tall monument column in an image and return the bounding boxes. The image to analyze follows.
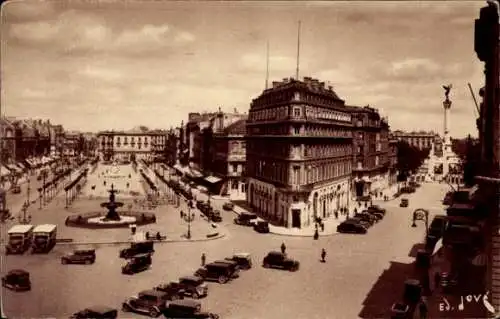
[442,84,453,180]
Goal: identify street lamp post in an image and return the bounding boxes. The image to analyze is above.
[19,201,31,224]
[186,203,192,239]
[38,188,42,209]
[411,208,429,237]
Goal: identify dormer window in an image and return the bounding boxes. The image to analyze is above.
[293,92,300,101]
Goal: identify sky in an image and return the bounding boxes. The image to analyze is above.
[1,0,486,137]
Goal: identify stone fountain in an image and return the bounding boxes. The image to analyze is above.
[65,183,157,228]
[100,184,124,221]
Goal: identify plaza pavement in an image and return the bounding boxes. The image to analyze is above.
[3,178,452,319]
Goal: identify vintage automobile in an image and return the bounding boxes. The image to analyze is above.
[119,241,154,259]
[210,210,222,222]
[70,306,118,319]
[222,202,234,211]
[122,253,152,275]
[1,269,31,291]
[234,212,258,226]
[254,220,270,233]
[364,209,384,221]
[337,220,368,234]
[194,262,239,284]
[368,205,386,215]
[400,198,409,207]
[152,282,185,300]
[162,299,220,319]
[61,249,96,265]
[175,276,208,299]
[224,252,253,270]
[122,289,170,317]
[262,251,300,272]
[353,212,377,225]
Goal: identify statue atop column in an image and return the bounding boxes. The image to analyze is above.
[442,84,453,106]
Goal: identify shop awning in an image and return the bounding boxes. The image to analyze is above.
[173,164,183,172]
[205,176,222,184]
[187,168,203,178]
[16,163,26,170]
[26,159,35,167]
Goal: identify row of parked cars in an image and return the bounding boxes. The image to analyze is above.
[336,205,387,234]
[121,252,255,318]
[233,212,270,233]
[196,200,222,223]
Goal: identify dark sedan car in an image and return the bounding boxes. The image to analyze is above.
[262,251,299,272]
[70,306,118,319]
[61,249,96,265]
[337,220,368,234]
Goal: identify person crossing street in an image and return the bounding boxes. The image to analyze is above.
[281,242,286,255]
[321,248,326,263]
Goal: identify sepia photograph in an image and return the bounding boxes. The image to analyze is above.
[1,0,500,318]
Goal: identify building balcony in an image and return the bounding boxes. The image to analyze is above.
[227,154,246,162]
[277,183,314,193]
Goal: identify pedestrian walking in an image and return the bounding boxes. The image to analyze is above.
[320,222,325,232]
[280,242,286,254]
[321,248,326,262]
[201,253,206,266]
[180,210,184,219]
[334,211,339,219]
[313,229,319,240]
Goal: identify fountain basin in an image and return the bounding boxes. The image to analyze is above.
[65,211,156,229]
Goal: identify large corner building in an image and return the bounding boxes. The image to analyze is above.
[246,77,353,228]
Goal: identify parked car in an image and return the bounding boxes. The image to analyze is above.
[225,252,253,270]
[234,212,258,226]
[337,220,368,234]
[152,282,185,301]
[222,202,234,211]
[346,217,371,229]
[254,220,270,233]
[262,251,299,272]
[70,306,118,319]
[61,249,96,265]
[162,299,220,319]
[119,241,154,259]
[122,289,170,317]
[364,209,384,221]
[122,253,152,274]
[176,276,208,299]
[1,269,31,291]
[400,198,409,207]
[210,210,222,222]
[194,262,239,284]
[368,205,386,215]
[354,212,376,225]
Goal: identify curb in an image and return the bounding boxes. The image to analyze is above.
[269,230,340,238]
[55,232,226,246]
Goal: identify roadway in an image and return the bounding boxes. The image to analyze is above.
[2,176,451,319]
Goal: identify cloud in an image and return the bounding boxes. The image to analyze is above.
[79,65,123,82]
[8,9,195,56]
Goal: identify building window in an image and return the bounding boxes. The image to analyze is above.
[232,164,238,173]
[124,137,128,145]
[357,161,362,169]
[232,181,239,190]
[375,156,379,166]
[294,108,301,117]
[294,126,300,135]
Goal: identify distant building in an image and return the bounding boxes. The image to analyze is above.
[246,77,353,228]
[392,130,438,150]
[97,128,166,162]
[348,105,395,198]
[211,117,247,200]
